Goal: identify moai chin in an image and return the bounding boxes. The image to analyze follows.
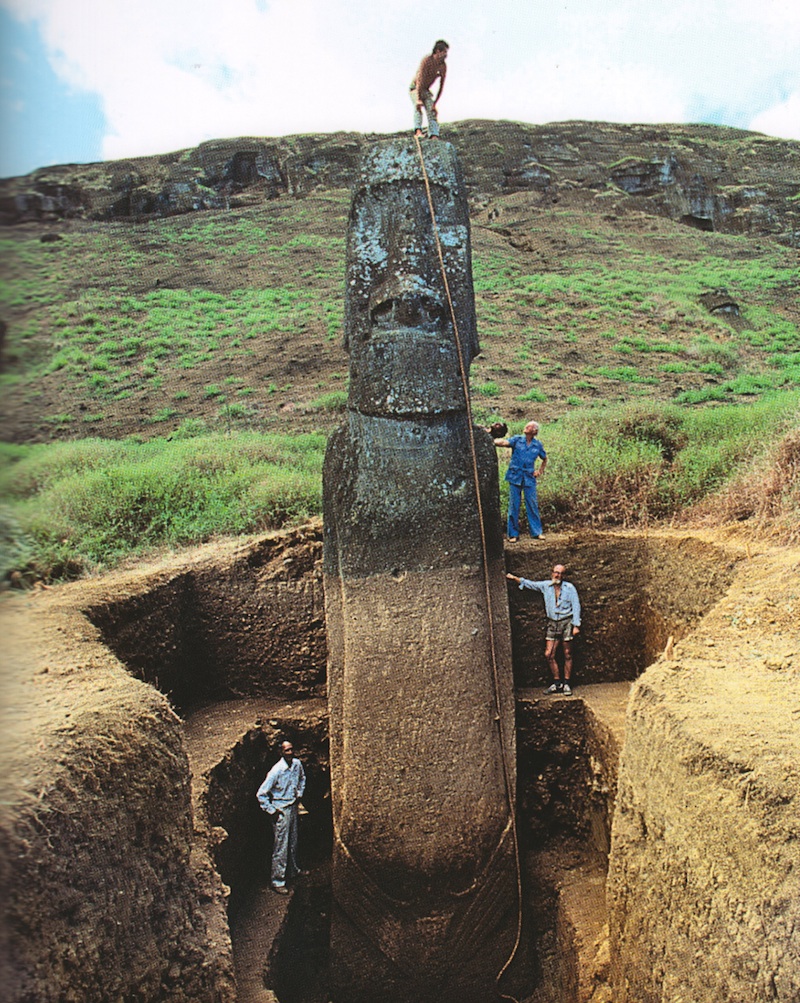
[323,138,517,1003]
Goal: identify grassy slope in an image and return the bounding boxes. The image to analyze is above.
[1,126,799,578]
[1,169,799,441]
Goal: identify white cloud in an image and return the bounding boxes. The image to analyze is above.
[750,92,800,142]
[3,0,800,164]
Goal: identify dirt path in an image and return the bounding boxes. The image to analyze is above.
[228,884,285,1003]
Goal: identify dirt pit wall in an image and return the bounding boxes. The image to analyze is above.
[87,527,739,712]
[608,540,800,1002]
[86,526,325,713]
[0,591,235,1003]
[197,701,331,899]
[506,532,739,685]
[6,523,794,1003]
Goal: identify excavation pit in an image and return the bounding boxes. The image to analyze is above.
[181,682,628,1003]
[7,526,799,1002]
[82,527,735,1001]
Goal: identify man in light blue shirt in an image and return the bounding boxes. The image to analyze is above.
[257,740,306,894]
[507,564,581,695]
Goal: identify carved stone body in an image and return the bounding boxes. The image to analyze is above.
[323,139,517,1002]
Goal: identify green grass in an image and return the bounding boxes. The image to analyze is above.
[0,433,325,580]
[517,387,548,402]
[1,185,797,435]
[530,390,800,526]
[2,390,798,581]
[3,270,344,400]
[0,161,798,576]
[308,389,348,411]
[468,242,799,395]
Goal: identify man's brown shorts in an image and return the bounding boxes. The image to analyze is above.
[546,617,574,641]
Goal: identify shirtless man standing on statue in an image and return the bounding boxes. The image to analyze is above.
[410,40,449,139]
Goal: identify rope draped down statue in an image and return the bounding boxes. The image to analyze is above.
[322,137,520,1003]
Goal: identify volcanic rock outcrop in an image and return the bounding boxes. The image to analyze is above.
[322,139,517,1002]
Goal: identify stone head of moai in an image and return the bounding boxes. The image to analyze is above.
[344,139,478,416]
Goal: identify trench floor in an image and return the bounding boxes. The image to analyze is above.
[184,697,327,1002]
[183,684,631,1003]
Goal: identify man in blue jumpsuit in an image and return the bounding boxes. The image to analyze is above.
[494,420,547,541]
[257,740,306,894]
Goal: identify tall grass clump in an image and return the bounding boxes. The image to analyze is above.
[683,428,800,542]
[533,391,799,528]
[0,433,326,581]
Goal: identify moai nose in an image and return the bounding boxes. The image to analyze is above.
[368,275,445,333]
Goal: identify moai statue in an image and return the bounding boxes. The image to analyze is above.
[323,138,518,1003]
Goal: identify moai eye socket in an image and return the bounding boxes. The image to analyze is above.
[423,299,446,326]
[370,300,394,329]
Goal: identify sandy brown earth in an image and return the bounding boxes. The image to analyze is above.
[1,523,798,1001]
[607,529,800,1002]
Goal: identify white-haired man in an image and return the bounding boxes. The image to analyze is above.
[507,564,581,695]
[494,420,547,542]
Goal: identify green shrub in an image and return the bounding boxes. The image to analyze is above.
[517,387,548,402]
[534,392,799,528]
[0,506,35,583]
[309,390,348,411]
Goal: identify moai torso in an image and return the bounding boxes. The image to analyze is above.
[323,139,517,1003]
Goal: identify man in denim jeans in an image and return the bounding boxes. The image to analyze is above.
[494,419,548,542]
[507,564,581,695]
[257,740,306,894]
[410,40,448,139]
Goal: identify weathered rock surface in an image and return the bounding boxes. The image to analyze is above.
[2,121,798,244]
[323,138,517,1002]
[3,517,798,1000]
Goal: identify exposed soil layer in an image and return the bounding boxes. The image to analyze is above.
[506,532,741,684]
[180,684,629,1003]
[85,526,325,714]
[0,584,235,1002]
[608,539,800,1002]
[2,524,798,1001]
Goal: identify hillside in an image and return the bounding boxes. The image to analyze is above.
[1,119,798,446]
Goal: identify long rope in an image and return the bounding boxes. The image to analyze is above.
[414,133,523,1003]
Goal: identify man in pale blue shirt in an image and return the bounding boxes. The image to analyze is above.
[257,740,306,894]
[507,564,581,695]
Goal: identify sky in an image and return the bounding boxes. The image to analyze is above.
[1,0,799,178]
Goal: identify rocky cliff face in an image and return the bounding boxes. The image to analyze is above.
[2,120,798,245]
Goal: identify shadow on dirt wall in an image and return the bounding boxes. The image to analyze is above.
[86,528,740,712]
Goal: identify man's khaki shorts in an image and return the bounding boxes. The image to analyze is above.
[546,617,574,641]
